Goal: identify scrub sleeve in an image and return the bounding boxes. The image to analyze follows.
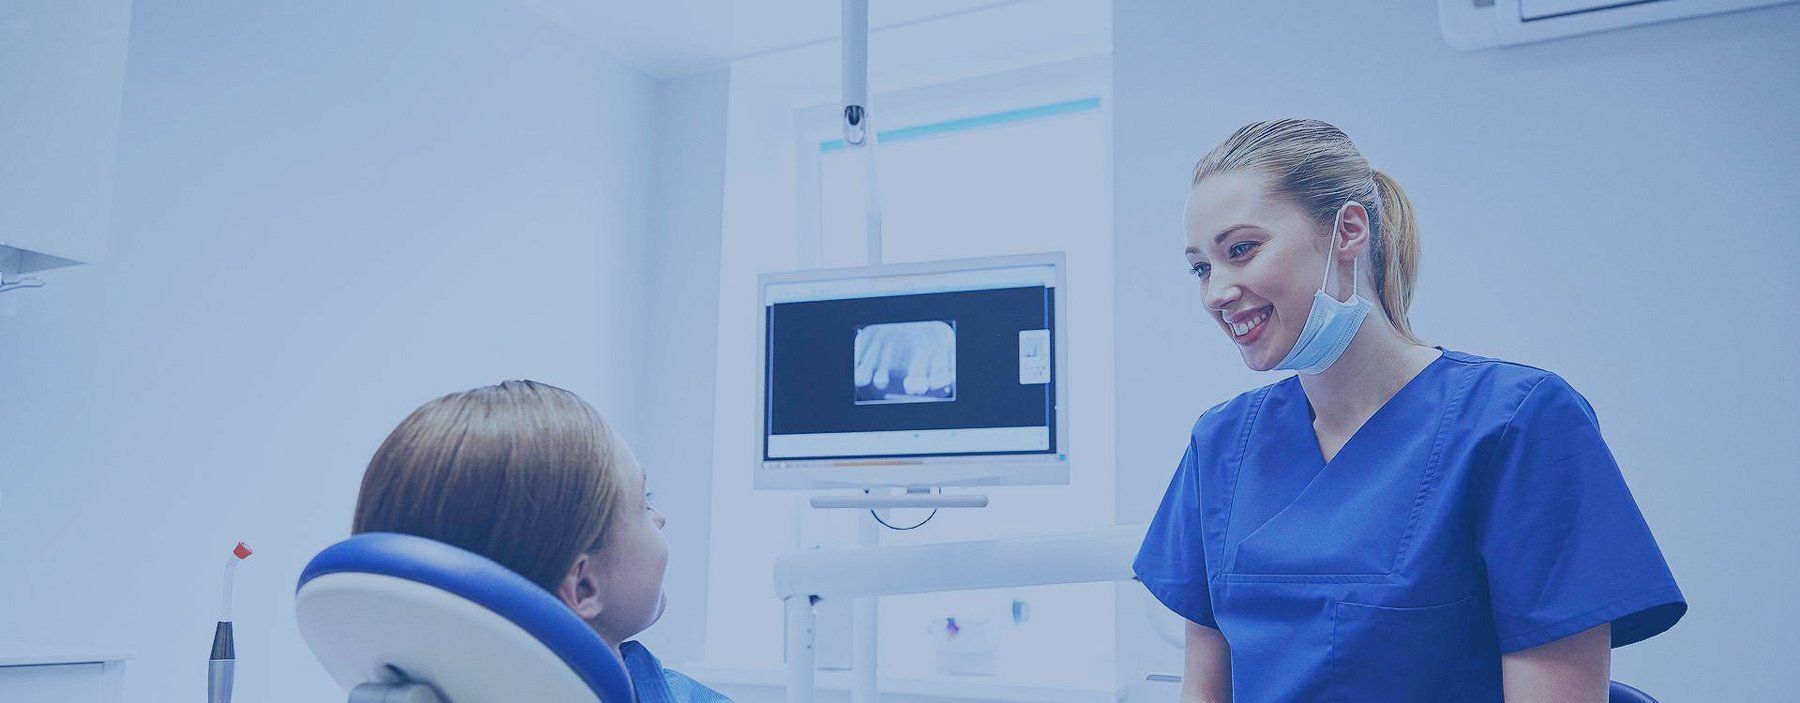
[1474,375,1686,652]
[1135,436,1218,630]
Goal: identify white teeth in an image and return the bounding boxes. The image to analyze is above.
[1230,310,1268,337]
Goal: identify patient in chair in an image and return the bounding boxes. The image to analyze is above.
[352,380,731,702]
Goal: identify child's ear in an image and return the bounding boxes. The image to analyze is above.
[556,551,606,620]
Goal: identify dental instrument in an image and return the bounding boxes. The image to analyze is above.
[210,541,251,703]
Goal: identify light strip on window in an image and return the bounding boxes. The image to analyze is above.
[819,96,1102,153]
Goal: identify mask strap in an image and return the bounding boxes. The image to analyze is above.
[1320,204,1358,302]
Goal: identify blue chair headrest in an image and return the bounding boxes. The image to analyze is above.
[1609,681,1659,703]
[296,532,634,702]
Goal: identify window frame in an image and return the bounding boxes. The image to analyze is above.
[792,56,1112,270]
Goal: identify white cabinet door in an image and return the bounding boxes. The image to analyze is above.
[0,663,110,702]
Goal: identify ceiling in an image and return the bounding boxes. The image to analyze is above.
[512,0,1051,79]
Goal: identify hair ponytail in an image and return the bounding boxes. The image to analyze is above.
[1371,169,1422,344]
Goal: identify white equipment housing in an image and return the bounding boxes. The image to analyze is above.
[1440,0,1796,49]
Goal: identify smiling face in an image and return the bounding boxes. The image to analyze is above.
[1185,170,1359,371]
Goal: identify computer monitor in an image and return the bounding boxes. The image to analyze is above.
[756,252,1069,490]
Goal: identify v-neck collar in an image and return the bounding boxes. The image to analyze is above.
[1294,347,1448,469]
[1218,348,1459,576]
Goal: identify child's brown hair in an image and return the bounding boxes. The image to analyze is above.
[352,380,625,591]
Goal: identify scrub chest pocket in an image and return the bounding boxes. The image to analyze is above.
[1328,595,1479,702]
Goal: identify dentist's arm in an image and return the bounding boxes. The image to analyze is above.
[1182,620,1232,703]
[1500,623,1610,702]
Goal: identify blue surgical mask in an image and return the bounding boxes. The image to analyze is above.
[1273,204,1373,375]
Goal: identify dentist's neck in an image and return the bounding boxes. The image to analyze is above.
[1296,311,1438,434]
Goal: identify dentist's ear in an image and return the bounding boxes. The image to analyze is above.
[557,551,606,620]
[1333,201,1374,260]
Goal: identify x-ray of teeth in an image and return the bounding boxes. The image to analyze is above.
[853,320,957,404]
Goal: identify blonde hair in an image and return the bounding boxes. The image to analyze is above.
[352,380,626,592]
[1193,119,1424,344]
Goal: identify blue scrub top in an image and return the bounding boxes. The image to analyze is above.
[1134,350,1684,702]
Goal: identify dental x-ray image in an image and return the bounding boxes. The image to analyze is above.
[853,320,957,404]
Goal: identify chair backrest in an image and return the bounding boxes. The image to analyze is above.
[295,532,634,703]
[1610,680,1659,703]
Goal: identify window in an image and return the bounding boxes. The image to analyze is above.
[706,59,1116,691]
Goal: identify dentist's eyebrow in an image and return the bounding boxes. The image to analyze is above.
[1185,224,1257,254]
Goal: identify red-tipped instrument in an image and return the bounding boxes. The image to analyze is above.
[210,542,251,703]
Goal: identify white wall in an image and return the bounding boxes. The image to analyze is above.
[636,68,731,666]
[0,1,660,701]
[1112,1,1800,699]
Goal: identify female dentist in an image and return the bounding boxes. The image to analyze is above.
[1134,119,1685,702]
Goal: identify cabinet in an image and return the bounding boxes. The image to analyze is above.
[0,646,128,703]
[0,0,134,274]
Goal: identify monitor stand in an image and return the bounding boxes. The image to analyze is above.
[808,486,987,510]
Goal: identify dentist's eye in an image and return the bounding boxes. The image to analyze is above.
[1188,262,1211,278]
[644,491,657,508]
[1228,241,1259,259]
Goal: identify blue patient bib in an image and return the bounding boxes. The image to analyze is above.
[621,641,733,703]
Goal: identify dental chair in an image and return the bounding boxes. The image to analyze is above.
[1610,681,1659,703]
[295,532,634,702]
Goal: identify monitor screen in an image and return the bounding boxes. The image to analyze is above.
[758,254,1067,489]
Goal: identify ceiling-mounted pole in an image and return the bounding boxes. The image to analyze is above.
[841,0,882,266]
[839,12,880,703]
[842,0,868,148]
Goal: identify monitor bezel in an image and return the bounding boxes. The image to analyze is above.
[754,252,1071,490]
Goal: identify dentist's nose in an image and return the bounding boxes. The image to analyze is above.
[1204,276,1241,317]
